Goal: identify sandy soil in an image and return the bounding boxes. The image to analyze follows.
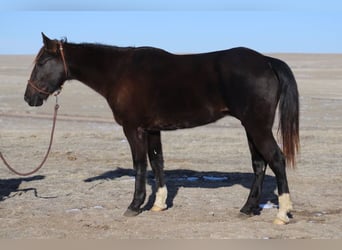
[0,53,341,239]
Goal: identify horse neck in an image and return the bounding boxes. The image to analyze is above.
[64,43,125,97]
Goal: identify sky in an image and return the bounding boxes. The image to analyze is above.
[1,0,342,54]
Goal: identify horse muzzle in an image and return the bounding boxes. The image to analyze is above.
[24,93,44,107]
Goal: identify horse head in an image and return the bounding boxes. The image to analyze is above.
[24,33,68,106]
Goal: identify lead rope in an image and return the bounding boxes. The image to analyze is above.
[0,94,60,176]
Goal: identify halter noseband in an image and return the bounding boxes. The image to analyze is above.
[28,41,68,96]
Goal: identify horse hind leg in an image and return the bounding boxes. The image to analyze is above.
[244,126,293,224]
[147,131,168,212]
[240,131,267,216]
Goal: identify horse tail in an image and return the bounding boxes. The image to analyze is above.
[267,56,300,168]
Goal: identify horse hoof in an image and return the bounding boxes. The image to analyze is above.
[238,211,253,219]
[273,217,289,225]
[240,206,259,216]
[123,208,141,217]
[240,208,253,216]
[151,205,166,212]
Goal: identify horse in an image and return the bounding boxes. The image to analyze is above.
[24,33,299,224]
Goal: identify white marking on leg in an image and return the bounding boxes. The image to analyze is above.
[274,193,293,224]
[151,186,168,212]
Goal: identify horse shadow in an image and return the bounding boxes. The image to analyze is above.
[0,175,46,202]
[84,167,278,213]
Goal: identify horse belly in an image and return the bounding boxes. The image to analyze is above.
[147,106,229,130]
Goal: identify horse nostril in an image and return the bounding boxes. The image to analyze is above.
[33,95,44,106]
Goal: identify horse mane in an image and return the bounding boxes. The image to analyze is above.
[65,41,166,55]
[79,42,136,52]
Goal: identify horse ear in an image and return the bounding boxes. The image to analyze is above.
[41,32,58,53]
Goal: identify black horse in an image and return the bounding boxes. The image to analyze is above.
[24,33,299,224]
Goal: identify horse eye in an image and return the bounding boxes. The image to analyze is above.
[37,58,51,66]
[37,60,45,66]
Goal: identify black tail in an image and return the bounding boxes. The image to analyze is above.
[268,57,300,167]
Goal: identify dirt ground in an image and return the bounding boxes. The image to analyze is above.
[0,53,341,239]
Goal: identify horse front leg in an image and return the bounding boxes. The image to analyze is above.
[147,131,167,212]
[123,126,148,217]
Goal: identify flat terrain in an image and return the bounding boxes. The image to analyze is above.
[0,53,341,238]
